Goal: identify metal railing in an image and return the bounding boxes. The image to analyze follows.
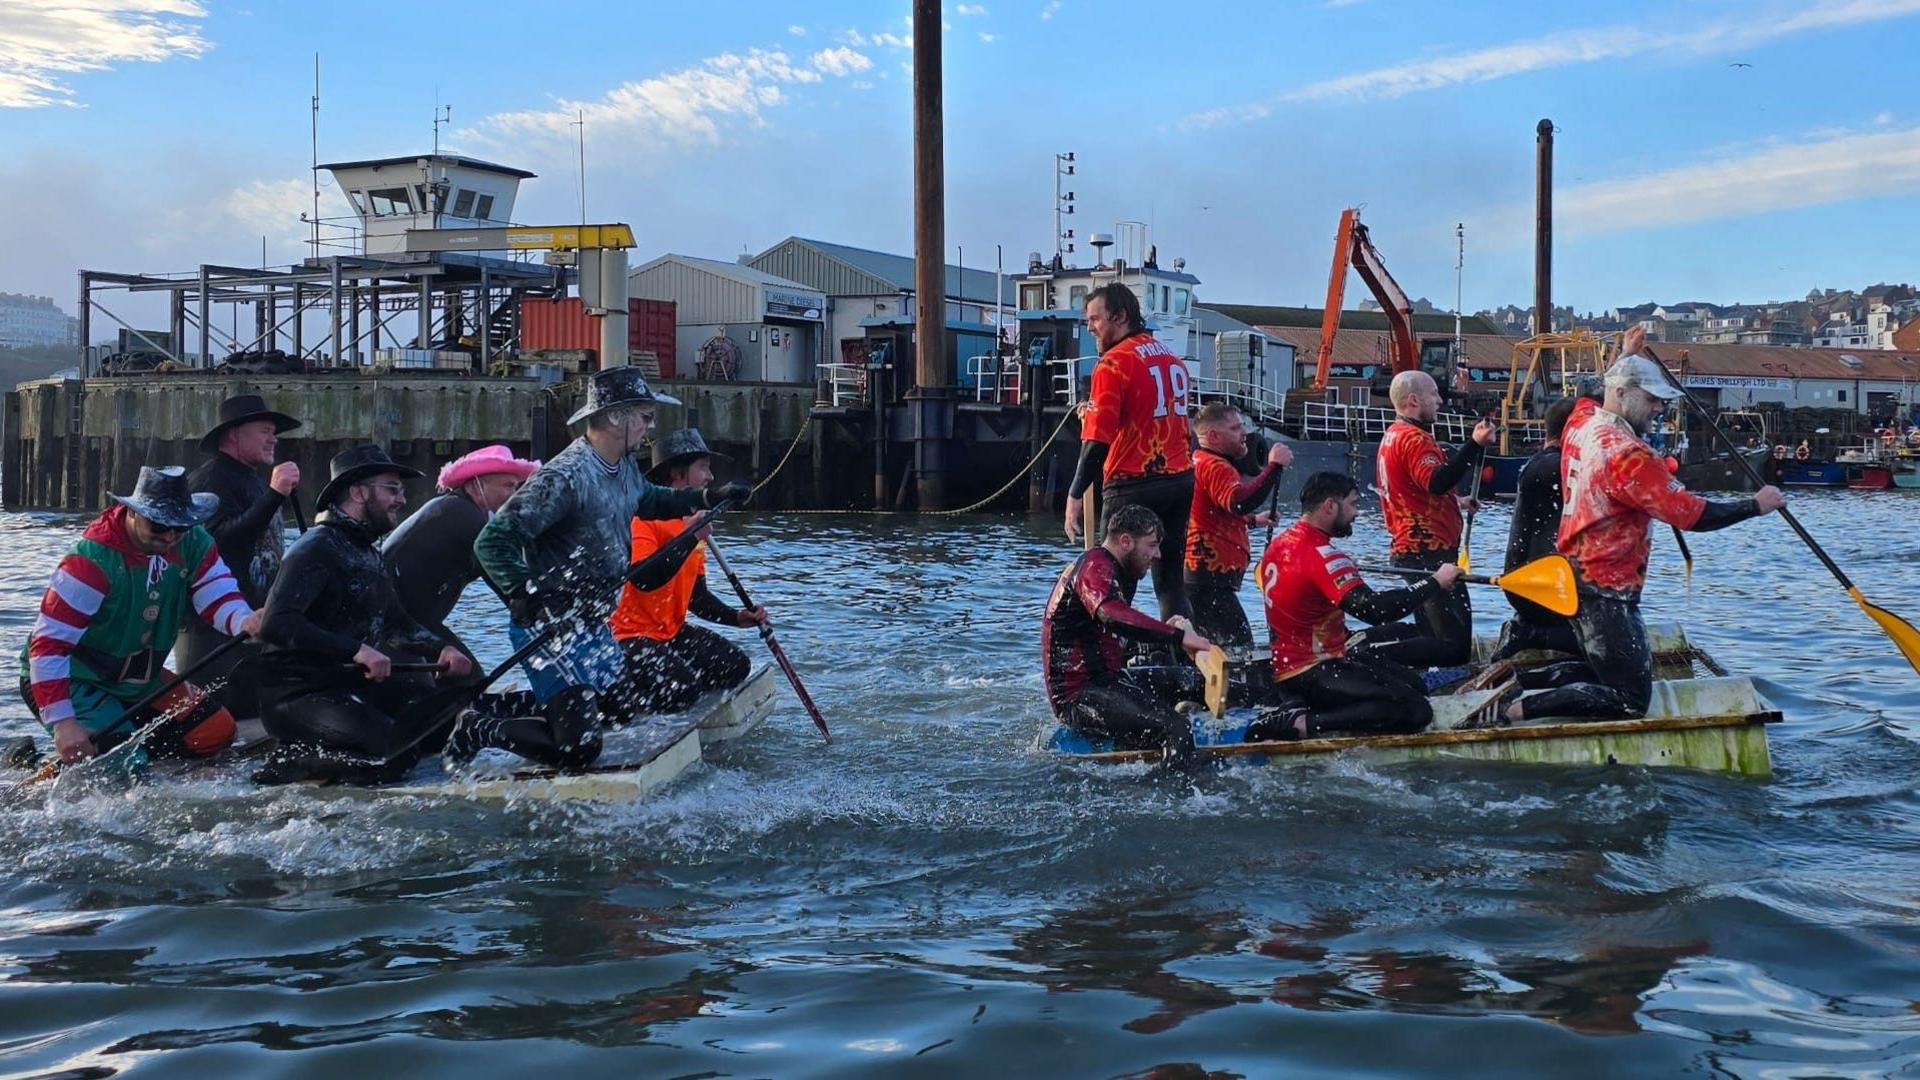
[817,362,866,408]
[1299,400,1482,442]
[1050,357,1081,405]
[967,353,1024,404]
[1192,375,1288,423]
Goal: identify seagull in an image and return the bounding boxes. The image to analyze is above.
[1730,61,1753,68]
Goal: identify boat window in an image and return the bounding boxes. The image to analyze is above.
[414,184,432,212]
[1020,283,1046,310]
[1069,285,1088,311]
[474,194,495,220]
[365,187,412,216]
[1162,285,1173,312]
[1174,288,1190,316]
[452,189,477,217]
[347,190,368,213]
[1350,386,1369,407]
[1839,389,1848,402]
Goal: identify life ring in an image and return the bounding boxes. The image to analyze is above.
[1772,444,1789,460]
[1795,443,1811,461]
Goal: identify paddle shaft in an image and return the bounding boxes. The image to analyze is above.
[1359,563,1499,587]
[1460,442,1485,572]
[289,490,308,533]
[39,634,253,785]
[705,537,831,743]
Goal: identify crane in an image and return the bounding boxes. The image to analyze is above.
[1312,208,1420,393]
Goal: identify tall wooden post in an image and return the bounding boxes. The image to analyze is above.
[909,0,952,510]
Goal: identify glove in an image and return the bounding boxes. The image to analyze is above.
[505,586,544,629]
[704,481,753,510]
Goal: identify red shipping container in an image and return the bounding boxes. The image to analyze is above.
[519,297,679,377]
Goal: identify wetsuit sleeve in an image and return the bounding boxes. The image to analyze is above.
[1229,463,1283,516]
[473,513,533,597]
[1426,439,1485,495]
[260,546,362,660]
[26,555,110,728]
[1076,554,1184,647]
[689,579,741,626]
[1340,579,1441,626]
[1505,451,1559,572]
[210,485,286,561]
[633,480,707,521]
[1600,446,1707,530]
[383,596,445,657]
[1068,440,1109,499]
[1690,498,1762,532]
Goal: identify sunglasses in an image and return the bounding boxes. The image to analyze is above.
[145,521,189,537]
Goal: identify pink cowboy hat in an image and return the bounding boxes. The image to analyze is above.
[438,444,541,491]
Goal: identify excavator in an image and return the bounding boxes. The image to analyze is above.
[1310,208,1456,401]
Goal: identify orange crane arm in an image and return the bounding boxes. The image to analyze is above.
[1313,208,1419,392]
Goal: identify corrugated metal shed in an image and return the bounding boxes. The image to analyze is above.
[1212,303,1505,337]
[630,254,823,326]
[747,236,1015,303]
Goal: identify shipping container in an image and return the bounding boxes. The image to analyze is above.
[519,297,679,376]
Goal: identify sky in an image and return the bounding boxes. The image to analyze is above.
[3,0,1919,338]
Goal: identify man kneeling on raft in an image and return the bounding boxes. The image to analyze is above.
[611,429,769,713]
[20,466,261,767]
[1256,471,1461,740]
[252,446,598,785]
[1043,504,1215,762]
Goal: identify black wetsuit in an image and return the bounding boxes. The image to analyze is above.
[381,491,490,659]
[1288,579,1440,736]
[1070,442,1195,623]
[180,451,287,715]
[1042,547,1201,754]
[1386,433,1483,668]
[1184,448,1286,648]
[613,529,752,715]
[257,513,599,783]
[1492,445,1579,659]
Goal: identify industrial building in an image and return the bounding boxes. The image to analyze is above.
[628,255,826,384]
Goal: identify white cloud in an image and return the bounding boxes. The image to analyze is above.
[1180,0,1920,127]
[851,80,875,91]
[224,178,317,248]
[810,46,873,77]
[464,45,872,155]
[955,3,989,14]
[787,24,806,36]
[1486,124,1920,241]
[0,0,211,109]
[1040,0,1062,19]
[1875,110,1895,125]
[978,31,997,43]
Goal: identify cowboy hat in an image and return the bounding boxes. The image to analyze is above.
[199,393,300,452]
[317,444,424,508]
[567,366,682,427]
[438,444,541,491]
[645,428,731,484]
[112,466,219,528]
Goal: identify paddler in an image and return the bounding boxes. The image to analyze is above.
[1043,504,1215,763]
[382,444,541,661]
[1063,282,1196,621]
[1184,403,1291,647]
[179,392,301,716]
[251,445,487,784]
[1375,370,1497,667]
[19,466,260,765]
[1503,329,1785,724]
[473,368,751,731]
[610,429,768,713]
[1491,395,1583,660]
[1255,471,1459,739]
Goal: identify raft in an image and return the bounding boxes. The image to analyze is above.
[1044,626,1781,779]
[232,665,779,803]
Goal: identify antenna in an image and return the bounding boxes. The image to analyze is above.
[1054,151,1076,260]
[432,102,452,157]
[309,53,320,260]
[573,109,587,225]
[1454,222,1465,364]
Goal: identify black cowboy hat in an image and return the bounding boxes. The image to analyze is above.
[317,444,424,508]
[113,466,219,528]
[199,393,301,452]
[567,366,682,426]
[646,428,732,484]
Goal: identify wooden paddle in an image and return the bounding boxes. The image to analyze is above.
[1644,351,1920,676]
[705,537,831,743]
[1459,451,1485,573]
[1358,553,1580,618]
[12,635,254,796]
[1671,526,1693,591]
[1195,645,1229,719]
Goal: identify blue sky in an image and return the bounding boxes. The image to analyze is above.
[3,0,1918,333]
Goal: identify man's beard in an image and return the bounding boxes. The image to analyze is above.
[368,503,403,536]
[1331,517,1355,538]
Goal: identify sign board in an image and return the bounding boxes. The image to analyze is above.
[1683,375,1792,390]
[765,288,824,321]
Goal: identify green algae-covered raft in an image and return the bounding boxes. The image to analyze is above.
[1046,627,1782,779]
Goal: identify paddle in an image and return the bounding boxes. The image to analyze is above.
[1460,452,1485,573]
[339,661,448,675]
[705,537,832,743]
[1195,645,1229,719]
[1644,354,1920,676]
[1358,553,1580,618]
[11,634,254,797]
[289,489,308,533]
[1671,526,1694,591]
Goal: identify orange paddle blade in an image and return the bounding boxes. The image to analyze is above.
[1492,554,1579,618]
[1850,586,1920,677]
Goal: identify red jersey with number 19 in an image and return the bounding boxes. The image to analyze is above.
[1082,331,1193,485]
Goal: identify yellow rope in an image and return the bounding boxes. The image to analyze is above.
[750,413,814,496]
[755,406,1078,516]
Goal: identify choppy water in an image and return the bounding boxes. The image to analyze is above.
[0,491,1917,1076]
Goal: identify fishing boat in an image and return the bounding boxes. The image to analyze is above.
[1042,627,1781,779]
[229,665,778,803]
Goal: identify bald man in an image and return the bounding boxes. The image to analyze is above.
[1371,370,1496,668]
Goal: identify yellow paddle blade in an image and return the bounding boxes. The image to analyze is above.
[1458,550,1472,574]
[1493,554,1579,618]
[1197,647,1229,718]
[1849,586,1920,677]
